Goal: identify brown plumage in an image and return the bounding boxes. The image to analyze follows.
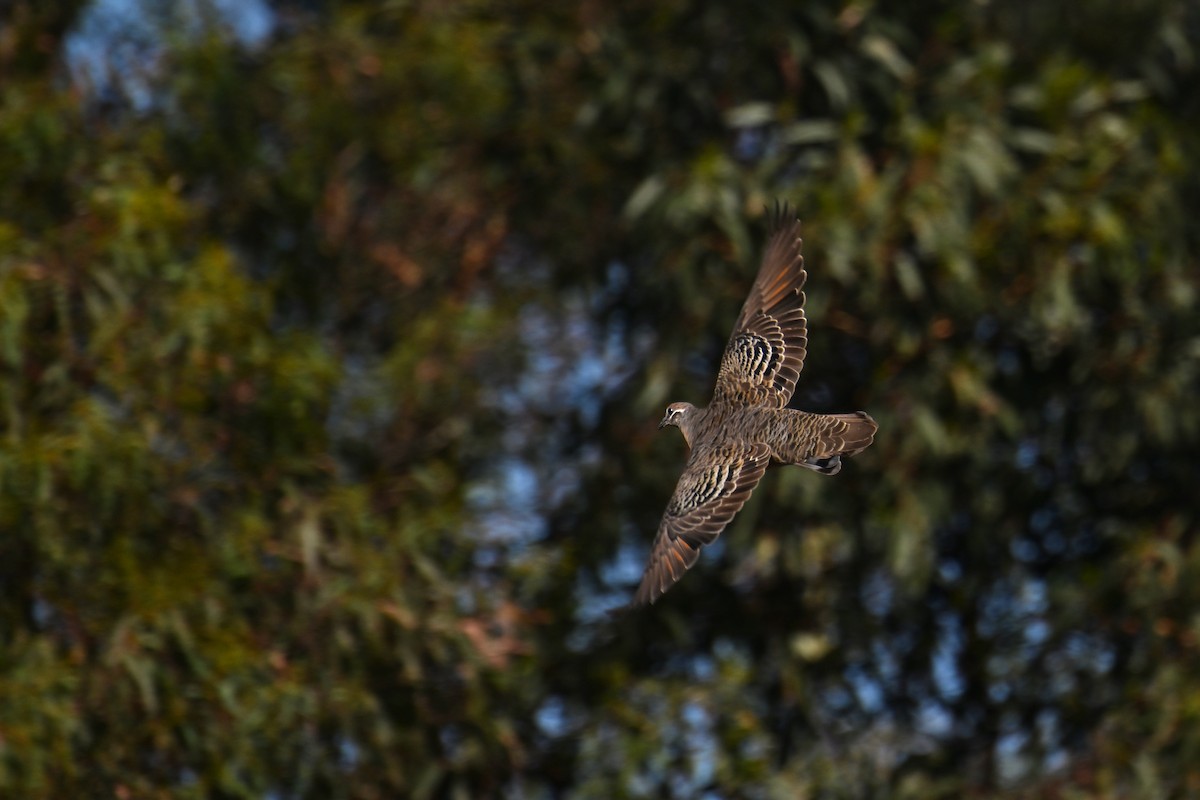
[632,205,877,607]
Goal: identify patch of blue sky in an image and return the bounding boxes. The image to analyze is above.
[65,0,274,108]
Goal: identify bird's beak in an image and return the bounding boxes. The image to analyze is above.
[657,417,668,429]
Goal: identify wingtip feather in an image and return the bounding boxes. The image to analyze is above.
[769,199,800,231]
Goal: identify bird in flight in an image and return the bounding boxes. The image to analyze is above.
[632,204,877,606]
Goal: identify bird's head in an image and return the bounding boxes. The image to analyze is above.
[658,402,697,444]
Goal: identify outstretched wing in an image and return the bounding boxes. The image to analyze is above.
[632,442,771,606]
[712,204,808,409]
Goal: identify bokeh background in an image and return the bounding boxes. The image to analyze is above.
[2,1,1199,797]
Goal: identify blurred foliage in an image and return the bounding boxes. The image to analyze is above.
[1,0,1199,797]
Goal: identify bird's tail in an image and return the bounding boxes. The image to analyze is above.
[772,410,877,475]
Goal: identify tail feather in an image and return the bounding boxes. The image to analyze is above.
[772,410,878,474]
[818,411,877,458]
